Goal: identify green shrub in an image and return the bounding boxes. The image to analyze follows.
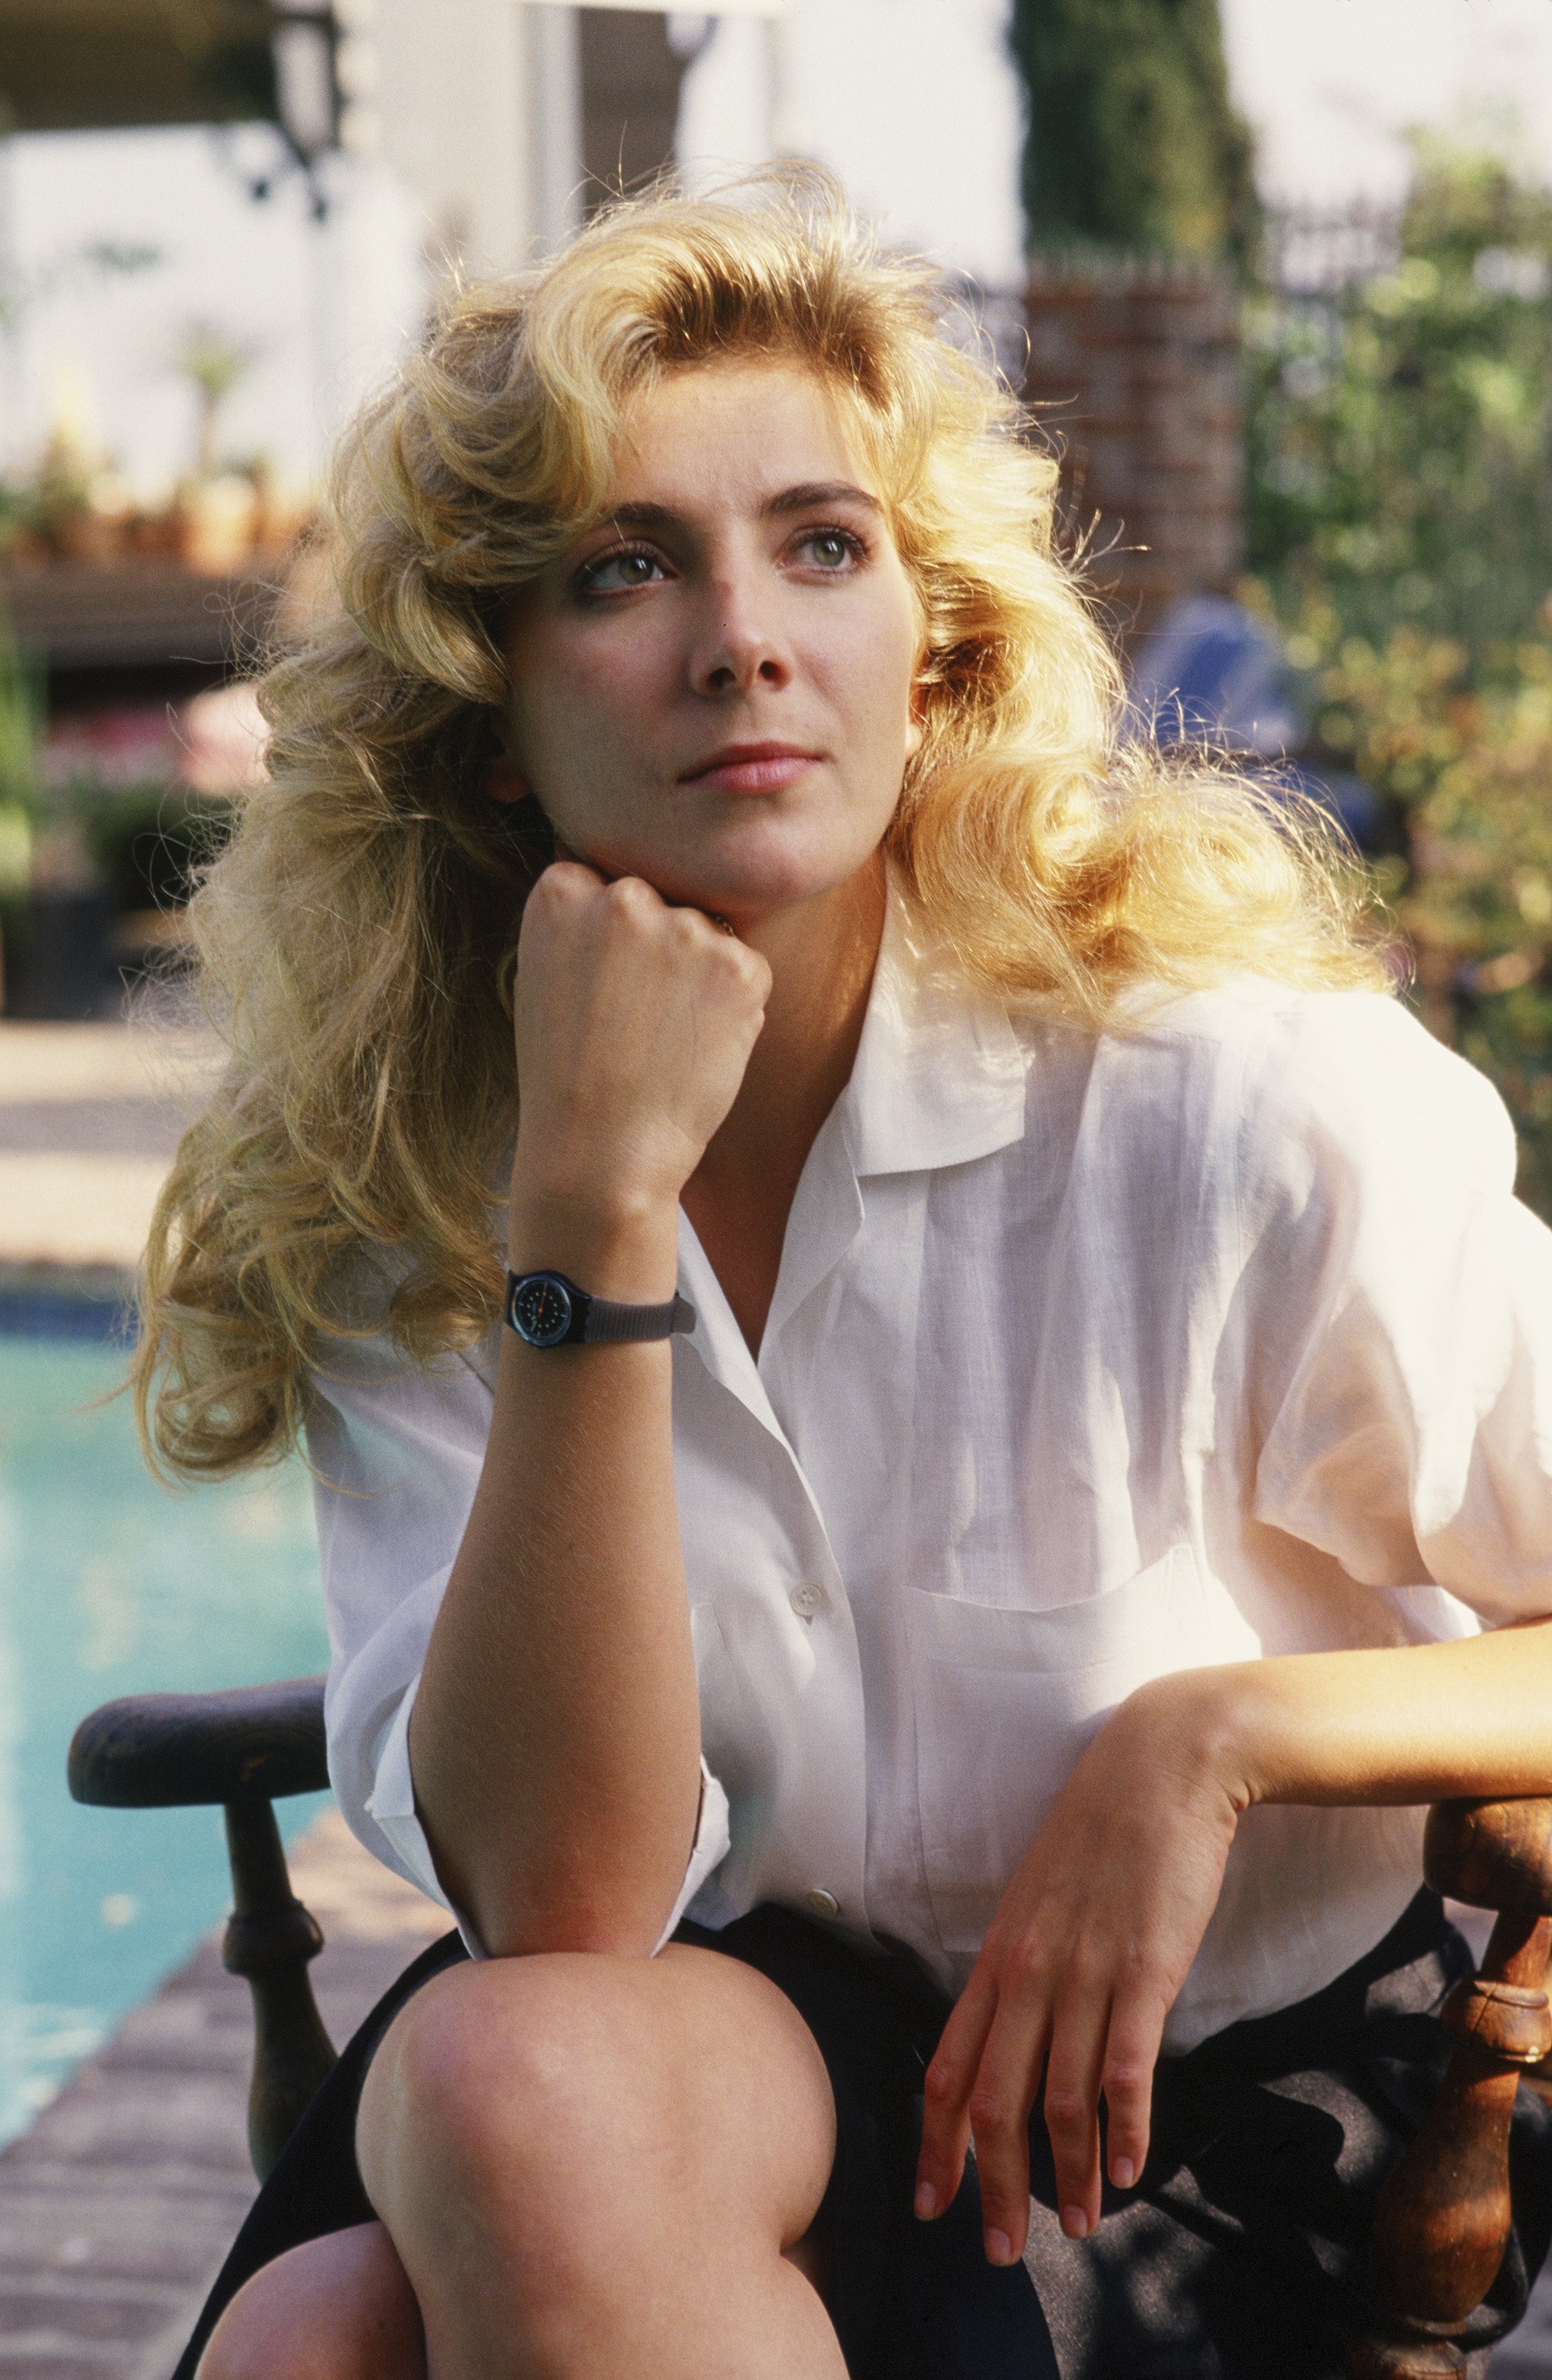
[1248,137,1552,651]
[1009,0,1258,265]
[1245,136,1552,1211]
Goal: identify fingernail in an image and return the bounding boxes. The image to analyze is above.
[1112,2157,1135,2189]
[914,2182,937,2220]
[1061,2205,1089,2239]
[985,2228,1013,2265]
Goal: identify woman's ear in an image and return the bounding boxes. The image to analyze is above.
[484,752,532,807]
[905,665,930,758]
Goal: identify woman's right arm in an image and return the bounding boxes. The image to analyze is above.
[406,862,771,1960]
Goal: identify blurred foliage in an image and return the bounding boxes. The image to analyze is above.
[1009,0,1258,267]
[173,321,262,481]
[0,603,38,819]
[1247,136,1552,648]
[1244,136,1552,1211]
[0,773,232,1012]
[1244,598,1552,1209]
[89,783,234,915]
[23,772,232,911]
[0,595,229,1010]
[4,429,98,558]
[0,605,39,919]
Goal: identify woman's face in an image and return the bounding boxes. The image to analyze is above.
[500,358,922,925]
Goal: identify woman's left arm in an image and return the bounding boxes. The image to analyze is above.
[914,1616,1552,2269]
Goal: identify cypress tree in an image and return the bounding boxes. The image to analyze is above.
[1009,0,1258,266]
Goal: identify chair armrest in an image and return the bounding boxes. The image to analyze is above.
[1350,1794,1552,2378]
[67,1674,337,2180]
[68,1676,329,1809]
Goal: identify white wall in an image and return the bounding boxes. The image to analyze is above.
[366,0,581,268]
[1220,0,1552,207]
[371,0,534,272]
[0,1,564,499]
[0,125,424,499]
[677,0,1026,285]
[0,1,1025,498]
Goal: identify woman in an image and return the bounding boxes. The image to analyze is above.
[142,172,1552,2379]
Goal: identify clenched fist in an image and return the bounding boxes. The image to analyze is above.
[509,863,772,1284]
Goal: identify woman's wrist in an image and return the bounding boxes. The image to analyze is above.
[1139,1631,1552,1816]
[507,1182,682,1304]
[1116,1666,1260,1818]
[1126,1655,1392,1817]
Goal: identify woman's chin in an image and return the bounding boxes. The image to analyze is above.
[602,838,871,926]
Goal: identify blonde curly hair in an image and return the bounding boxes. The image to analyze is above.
[134,167,1382,1480]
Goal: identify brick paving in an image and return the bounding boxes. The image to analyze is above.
[0,1811,447,2380]
[0,1019,214,1273]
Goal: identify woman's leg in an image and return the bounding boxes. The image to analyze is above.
[356,1938,847,2380]
[195,2221,425,2380]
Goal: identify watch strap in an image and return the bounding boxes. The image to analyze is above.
[580,1288,697,1344]
[504,1268,696,1348]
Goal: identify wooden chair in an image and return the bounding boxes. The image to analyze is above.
[69,1678,338,2183]
[68,1677,1552,2377]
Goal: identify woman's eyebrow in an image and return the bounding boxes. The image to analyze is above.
[598,483,883,536]
[765,481,883,518]
[599,501,681,534]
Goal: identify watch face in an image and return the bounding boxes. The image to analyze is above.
[509,1273,573,1348]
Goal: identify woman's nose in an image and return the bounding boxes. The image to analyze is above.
[688,580,794,698]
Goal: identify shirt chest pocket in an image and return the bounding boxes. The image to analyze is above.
[907,1545,1229,1956]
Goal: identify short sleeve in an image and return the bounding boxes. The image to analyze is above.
[1238,993,1552,1625]
[365,1673,732,1954]
[307,1292,493,1904]
[307,1278,732,1948]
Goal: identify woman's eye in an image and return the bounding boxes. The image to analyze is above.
[796,528,862,572]
[579,549,665,595]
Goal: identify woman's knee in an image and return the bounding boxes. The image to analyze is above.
[196,2223,424,2380]
[358,1953,693,2333]
[358,1945,834,2260]
[362,1953,648,2203]
[355,1948,836,2365]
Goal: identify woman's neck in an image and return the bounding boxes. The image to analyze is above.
[680,856,886,1355]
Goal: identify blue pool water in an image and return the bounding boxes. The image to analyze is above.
[0,1330,331,2144]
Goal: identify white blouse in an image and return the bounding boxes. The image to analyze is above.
[308,883,1552,2054]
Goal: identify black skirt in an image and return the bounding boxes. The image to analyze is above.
[173,1890,1552,2380]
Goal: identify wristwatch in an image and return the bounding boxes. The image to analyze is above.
[504,1268,696,1350]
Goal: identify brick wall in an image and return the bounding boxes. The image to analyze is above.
[1021,260,1243,634]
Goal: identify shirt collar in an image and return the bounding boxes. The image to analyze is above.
[676,868,1029,1430]
[841,866,1028,1179]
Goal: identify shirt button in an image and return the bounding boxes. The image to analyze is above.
[788,1581,828,1621]
[805,1888,840,1919]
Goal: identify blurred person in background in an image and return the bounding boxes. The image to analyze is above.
[137,172,1552,2380]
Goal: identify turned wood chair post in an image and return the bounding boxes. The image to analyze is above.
[221,1793,337,2177]
[68,1676,336,2180]
[1348,1796,1552,2380]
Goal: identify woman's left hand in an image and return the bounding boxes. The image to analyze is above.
[913,1672,1244,2265]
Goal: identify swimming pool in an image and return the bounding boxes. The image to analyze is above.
[0,1329,330,2145]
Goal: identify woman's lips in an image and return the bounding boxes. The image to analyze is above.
[679,743,822,794]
